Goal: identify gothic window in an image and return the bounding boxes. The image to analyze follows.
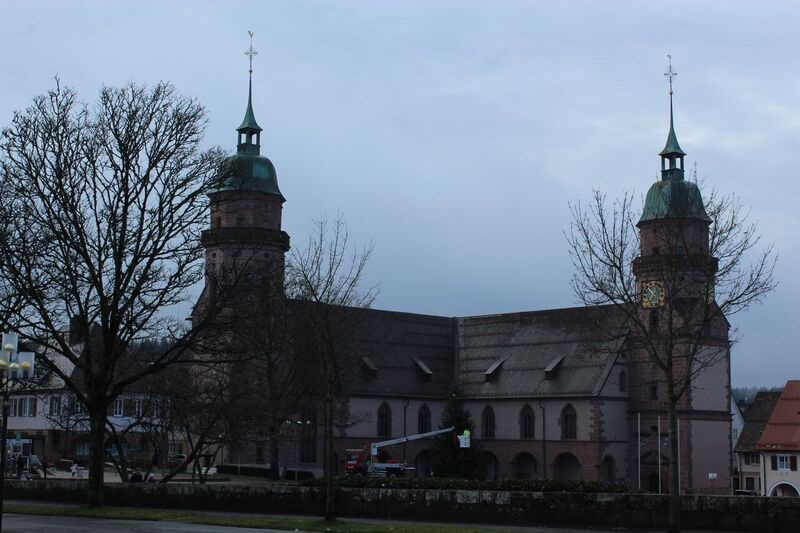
[561,404,577,440]
[520,405,535,439]
[619,371,627,392]
[482,405,496,439]
[377,402,392,438]
[417,404,431,434]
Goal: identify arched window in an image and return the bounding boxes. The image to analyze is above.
[619,371,627,392]
[417,404,431,434]
[481,405,496,439]
[377,402,392,437]
[520,405,535,439]
[561,404,577,440]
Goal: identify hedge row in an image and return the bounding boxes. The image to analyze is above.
[301,476,629,493]
[216,464,315,480]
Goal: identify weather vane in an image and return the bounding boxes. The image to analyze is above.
[664,53,677,95]
[245,30,258,76]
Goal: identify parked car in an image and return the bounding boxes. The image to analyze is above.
[734,489,759,496]
[166,453,188,472]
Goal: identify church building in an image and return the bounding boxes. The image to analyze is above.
[195,55,732,494]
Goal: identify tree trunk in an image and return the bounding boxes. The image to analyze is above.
[323,384,335,521]
[87,408,107,507]
[668,397,681,533]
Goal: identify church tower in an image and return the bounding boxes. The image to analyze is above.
[628,57,729,493]
[632,58,717,317]
[199,34,290,316]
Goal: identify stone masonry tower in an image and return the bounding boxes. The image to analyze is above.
[198,38,290,317]
[628,58,729,493]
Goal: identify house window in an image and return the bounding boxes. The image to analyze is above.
[561,404,577,440]
[417,404,431,434]
[49,395,62,416]
[15,397,37,417]
[134,399,143,418]
[619,371,627,392]
[377,402,392,438]
[776,455,794,471]
[113,399,124,417]
[520,405,535,439]
[745,477,755,491]
[733,428,739,439]
[748,453,760,465]
[481,405,496,439]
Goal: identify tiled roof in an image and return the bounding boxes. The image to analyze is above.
[457,305,627,399]
[735,391,781,452]
[335,306,456,399]
[756,381,800,452]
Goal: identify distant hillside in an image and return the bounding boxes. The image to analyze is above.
[732,385,783,406]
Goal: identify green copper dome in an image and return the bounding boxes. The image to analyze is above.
[640,178,708,222]
[210,153,283,198]
[209,70,283,198]
[640,84,706,223]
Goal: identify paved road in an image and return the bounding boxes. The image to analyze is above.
[3,514,283,533]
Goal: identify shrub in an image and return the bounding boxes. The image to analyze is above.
[301,476,628,493]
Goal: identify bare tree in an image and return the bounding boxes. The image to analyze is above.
[567,185,775,532]
[288,214,378,521]
[0,81,224,505]
[239,276,317,479]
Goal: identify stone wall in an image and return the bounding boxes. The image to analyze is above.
[7,480,799,532]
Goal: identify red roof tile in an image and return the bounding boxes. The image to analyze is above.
[756,380,800,451]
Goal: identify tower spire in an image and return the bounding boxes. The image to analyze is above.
[659,53,685,179]
[238,30,262,154]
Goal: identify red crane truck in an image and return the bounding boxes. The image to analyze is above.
[344,426,469,477]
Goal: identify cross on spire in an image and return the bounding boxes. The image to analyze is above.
[245,30,258,76]
[664,53,677,96]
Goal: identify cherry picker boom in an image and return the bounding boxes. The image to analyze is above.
[344,426,469,477]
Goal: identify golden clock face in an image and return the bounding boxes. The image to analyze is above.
[642,280,666,308]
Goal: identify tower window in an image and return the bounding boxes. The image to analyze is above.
[619,371,627,392]
[649,310,659,333]
[214,217,221,228]
[652,247,660,255]
[650,384,658,400]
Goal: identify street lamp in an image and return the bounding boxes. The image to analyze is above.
[0,332,36,533]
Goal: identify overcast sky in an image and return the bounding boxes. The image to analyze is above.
[2,1,798,387]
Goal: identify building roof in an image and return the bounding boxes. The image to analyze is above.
[735,390,781,452]
[335,306,456,399]
[639,179,709,223]
[756,381,800,452]
[457,304,628,399]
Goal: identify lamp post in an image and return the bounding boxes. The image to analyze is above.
[0,332,36,533]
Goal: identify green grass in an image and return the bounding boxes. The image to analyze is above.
[4,503,529,533]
